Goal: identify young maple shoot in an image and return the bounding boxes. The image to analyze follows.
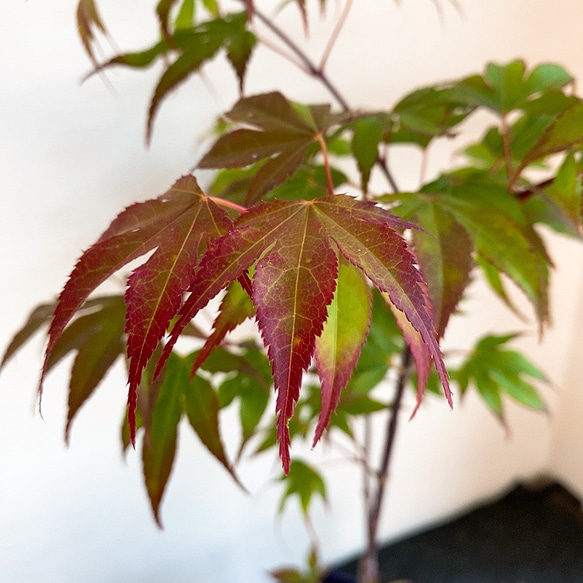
[3,2,583,583]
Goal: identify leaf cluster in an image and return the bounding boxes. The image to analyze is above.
[4,3,583,530]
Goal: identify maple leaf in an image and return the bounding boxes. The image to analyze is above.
[76,0,108,66]
[41,176,233,444]
[157,195,451,472]
[199,92,349,204]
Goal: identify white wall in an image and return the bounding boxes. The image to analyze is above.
[2,1,583,581]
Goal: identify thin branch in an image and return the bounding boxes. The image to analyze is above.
[252,32,311,73]
[358,346,413,583]
[252,6,351,110]
[319,0,353,72]
[243,1,401,193]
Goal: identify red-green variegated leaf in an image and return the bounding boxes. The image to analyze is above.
[190,279,256,376]
[41,176,232,445]
[312,196,452,408]
[142,350,184,526]
[314,258,371,445]
[156,195,448,471]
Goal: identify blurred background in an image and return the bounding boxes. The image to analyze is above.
[2,1,583,581]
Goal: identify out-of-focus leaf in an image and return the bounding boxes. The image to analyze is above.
[347,290,402,394]
[269,165,347,201]
[175,0,195,29]
[391,195,473,337]
[278,459,327,517]
[523,153,582,237]
[1,302,54,368]
[64,297,125,441]
[225,27,257,92]
[437,180,551,329]
[351,115,385,192]
[454,333,547,424]
[525,63,572,95]
[76,0,107,65]
[182,359,241,483]
[516,100,583,174]
[156,0,183,40]
[475,255,526,321]
[142,351,184,526]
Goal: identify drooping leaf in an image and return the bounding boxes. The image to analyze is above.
[311,196,452,410]
[214,345,272,454]
[225,26,257,92]
[174,0,195,29]
[314,258,371,445]
[1,302,54,369]
[142,351,184,526]
[147,12,256,141]
[182,362,241,484]
[17,296,125,442]
[156,0,183,41]
[251,204,338,472]
[475,255,527,321]
[158,195,449,471]
[76,0,107,66]
[63,296,125,441]
[41,176,232,446]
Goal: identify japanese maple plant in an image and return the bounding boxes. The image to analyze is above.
[3,1,583,582]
